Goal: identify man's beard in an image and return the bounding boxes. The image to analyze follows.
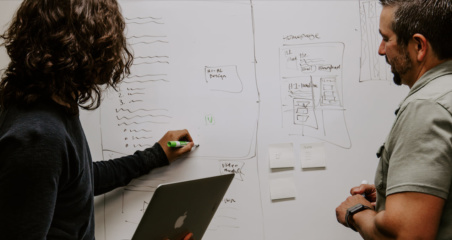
[386,50,411,86]
[392,71,402,85]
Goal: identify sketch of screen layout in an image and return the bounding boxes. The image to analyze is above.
[279,42,351,148]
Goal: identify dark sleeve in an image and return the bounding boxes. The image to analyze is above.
[93,142,169,195]
[0,130,62,240]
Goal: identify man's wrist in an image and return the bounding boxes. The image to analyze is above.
[345,203,372,232]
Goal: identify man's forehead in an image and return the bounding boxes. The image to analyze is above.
[380,5,396,22]
[379,6,396,32]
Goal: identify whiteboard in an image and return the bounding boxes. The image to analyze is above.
[0,1,408,240]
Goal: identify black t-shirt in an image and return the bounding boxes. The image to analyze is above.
[0,99,168,240]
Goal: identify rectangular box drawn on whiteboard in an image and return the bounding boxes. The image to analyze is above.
[100,1,259,161]
[280,42,351,149]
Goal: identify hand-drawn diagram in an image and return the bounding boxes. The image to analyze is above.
[359,0,391,82]
[205,65,243,93]
[99,2,262,240]
[0,1,408,240]
[280,42,351,148]
[100,13,259,161]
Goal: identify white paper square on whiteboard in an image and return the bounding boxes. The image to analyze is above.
[300,142,327,169]
[269,175,297,200]
[268,143,295,169]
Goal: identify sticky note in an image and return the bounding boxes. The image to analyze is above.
[269,176,297,200]
[268,143,295,169]
[300,142,326,169]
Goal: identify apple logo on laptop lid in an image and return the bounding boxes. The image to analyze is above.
[174,211,188,229]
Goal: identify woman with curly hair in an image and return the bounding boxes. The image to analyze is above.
[0,0,195,239]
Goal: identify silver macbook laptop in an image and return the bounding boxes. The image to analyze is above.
[131,174,235,240]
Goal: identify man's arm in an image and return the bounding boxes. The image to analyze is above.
[339,192,445,239]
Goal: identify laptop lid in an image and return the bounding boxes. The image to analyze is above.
[131,173,235,240]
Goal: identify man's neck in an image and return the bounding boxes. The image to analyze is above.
[406,58,450,88]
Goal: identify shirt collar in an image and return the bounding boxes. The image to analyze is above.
[407,60,452,99]
[395,60,452,115]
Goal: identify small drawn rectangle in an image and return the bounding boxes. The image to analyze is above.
[296,115,309,122]
[296,108,308,114]
[323,91,334,97]
[294,100,311,107]
[323,85,333,91]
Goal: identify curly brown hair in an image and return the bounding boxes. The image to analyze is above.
[0,0,133,114]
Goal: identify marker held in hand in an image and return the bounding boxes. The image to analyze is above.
[167,141,199,148]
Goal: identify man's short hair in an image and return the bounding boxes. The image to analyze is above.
[380,0,452,60]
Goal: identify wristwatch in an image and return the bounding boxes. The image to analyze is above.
[345,203,371,232]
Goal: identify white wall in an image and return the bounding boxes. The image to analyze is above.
[0,1,408,239]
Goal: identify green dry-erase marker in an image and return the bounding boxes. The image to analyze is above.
[167,141,199,147]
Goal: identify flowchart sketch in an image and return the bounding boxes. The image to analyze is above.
[359,0,392,82]
[280,43,351,148]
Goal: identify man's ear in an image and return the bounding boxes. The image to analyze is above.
[412,33,428,62]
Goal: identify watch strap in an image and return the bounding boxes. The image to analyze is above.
[345,204,371,232]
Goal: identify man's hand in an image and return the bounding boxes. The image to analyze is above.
[350,183,377,206]
[336,194,374,228]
